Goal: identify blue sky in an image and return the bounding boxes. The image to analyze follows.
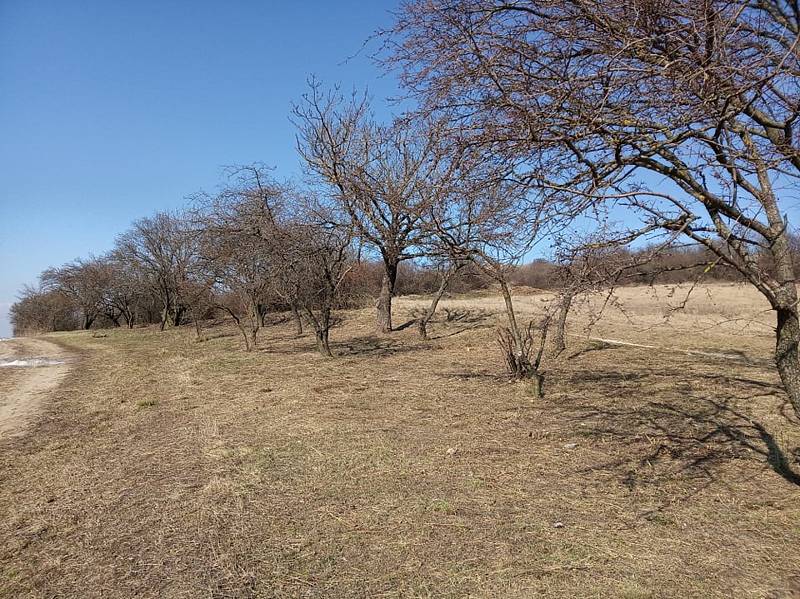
[0,1,401,337]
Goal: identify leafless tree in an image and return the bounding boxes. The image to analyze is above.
[294,81,445,334]
[282,214,355,358]
[386,0,800,415]
[40,258,111,330]
[101,256,148,328]
[195,166,287,351]
[414,259,465,340]
[549,231,637,355]
[10,285,80,335]
[420,155,556,393]
[114,212,201,331]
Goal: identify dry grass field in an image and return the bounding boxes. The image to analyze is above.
[1,283,799,598]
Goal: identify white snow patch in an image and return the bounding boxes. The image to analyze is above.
[0,357,65,368]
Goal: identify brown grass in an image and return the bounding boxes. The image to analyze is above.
[1,283,799,598]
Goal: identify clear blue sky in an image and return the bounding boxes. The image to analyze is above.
[0,1,401,337]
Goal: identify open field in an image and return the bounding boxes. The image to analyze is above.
[1,283,799,598]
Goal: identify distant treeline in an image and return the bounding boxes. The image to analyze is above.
[13,238,797,337]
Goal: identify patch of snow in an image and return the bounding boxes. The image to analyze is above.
[0,357,65,368]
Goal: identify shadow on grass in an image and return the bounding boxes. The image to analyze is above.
[440,307,493,324]
[567,340,620,360]
[422,309,496,340]
[439,371,511,383]
[393,319,418,332]
[552,374,800,488]
[334,335,426,358]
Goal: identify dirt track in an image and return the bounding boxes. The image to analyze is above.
[0,338,70,438]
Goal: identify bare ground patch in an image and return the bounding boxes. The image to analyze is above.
[0,338,72,438]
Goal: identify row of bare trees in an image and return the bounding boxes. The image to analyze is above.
[12,174,359,356]
[12,0,800,413]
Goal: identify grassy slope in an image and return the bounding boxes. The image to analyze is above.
[1,284,799,598]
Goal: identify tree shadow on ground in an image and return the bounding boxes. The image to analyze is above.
[439,371,511,383]
[200,329,238,341]
[551,375,800,491]
[567,340,620,360]
[333,335,426,358]
[419,308,496,340]
[393,319,418,332]
[439,307,493,324]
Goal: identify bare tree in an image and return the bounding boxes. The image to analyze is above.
[414,259,465,340]
[293,82,442,333]
[549,234,634,356]
[276,207,355,358]
[386,0,800,415]
[114,212,200,331]
[420,156,555,393]
[10,285,80,335]
[196,166,287,351]
[41,258,110,330]
[102,256,148,329]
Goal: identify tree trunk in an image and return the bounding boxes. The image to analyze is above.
[499,279,533,377]
[776,303,800,419]
[528,372,544,399]
[290,301,303,336]
[249,325,259,350]
[553,291,574,356]
[315,327,332,357]
[747,166,800,417]
[160,303,169,331]
[236,322,251,352]
[193,311,204,341]
[417,319,429,341]
[417,267,453,340]
[83,313,94,330]
[376,259,399,334]
[255,303,266,328]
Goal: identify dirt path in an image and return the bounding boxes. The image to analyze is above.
[0,338,71,438]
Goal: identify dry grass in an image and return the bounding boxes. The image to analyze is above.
[1,283,799,598]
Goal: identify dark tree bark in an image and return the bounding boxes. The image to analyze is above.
[122,310,136,329]
[417,263,459,340]
[498,279,533,378]
[305,306,334,357]
[192,307,204,341]
[159,300,170,331]
[236,319,252,352]
[257,303,268,328]
[553,291,574,357]
[290,301,303,336]
[775,295,800,419]
[315,327,332,357]
[376,259,399,334]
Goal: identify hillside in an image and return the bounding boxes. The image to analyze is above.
[1,283,799,598]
